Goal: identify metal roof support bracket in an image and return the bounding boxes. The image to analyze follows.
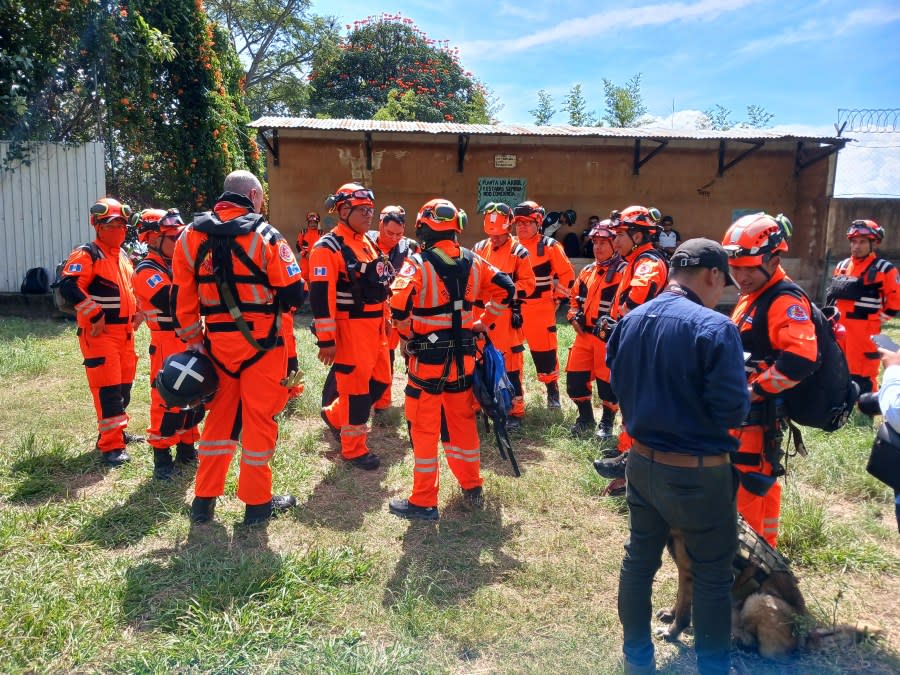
[364,131,373,171]
[794,140,847,176]
[458,134,470,173]
[259,129,279,167]
[717,139,764,177]
[633,138,668,175]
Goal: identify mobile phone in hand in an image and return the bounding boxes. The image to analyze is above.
[872,333,900,353]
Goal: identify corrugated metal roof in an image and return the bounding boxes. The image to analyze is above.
[249,116,843,143]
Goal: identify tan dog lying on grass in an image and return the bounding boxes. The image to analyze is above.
[657,516,870,660]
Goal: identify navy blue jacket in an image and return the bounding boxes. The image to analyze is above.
[607,285,750,455]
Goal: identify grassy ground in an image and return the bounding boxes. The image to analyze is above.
[0,313,898,674]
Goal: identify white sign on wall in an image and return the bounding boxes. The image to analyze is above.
[494,154,517,168]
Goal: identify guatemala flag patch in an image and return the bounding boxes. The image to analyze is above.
[286,262,301,277]
[67,263,82,273]
[147,273,163,288]
[313,266,327,277]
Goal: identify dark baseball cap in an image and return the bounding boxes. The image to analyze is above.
[669,237,736,286]
[661,215,674,224]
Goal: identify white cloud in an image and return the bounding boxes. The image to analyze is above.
[497,1,549,22]
[842,6,900,30]
[459,0,761,57]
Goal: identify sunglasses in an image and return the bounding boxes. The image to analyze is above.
[483,202,512,216]
[421,204,467,229]
[91,201,132,220]
[513,204,545,219]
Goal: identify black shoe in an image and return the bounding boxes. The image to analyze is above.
[153,448,178,481]
[243,494,297,525]
[546,382,561,410]
[570,418,596,438]
[346,452,380,470]
[389,498,439,521]
[506,416,522,431]
[123,432,146,445]
[599,447,620,459]
[604,477,627,497]
[175,442,197,465]
[321,410,341,442]
[593,452,628,479]
[596,421,615,440]
[191,496,216,523]
[462,485,484,509]
[101,448,131,467]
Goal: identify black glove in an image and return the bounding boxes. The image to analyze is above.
[510,300,524,329]
[593,317,617,342]
[857,392,881,417]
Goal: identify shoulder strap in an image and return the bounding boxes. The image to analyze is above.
[135,257,172,280]
[746,279,805,349]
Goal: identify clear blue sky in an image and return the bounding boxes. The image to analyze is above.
[311,0,900,131]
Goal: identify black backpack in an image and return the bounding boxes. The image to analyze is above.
[51,243,101,315]
[21,267,49,294]
[749,280,857,431]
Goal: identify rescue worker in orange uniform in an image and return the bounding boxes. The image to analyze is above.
[173,170,307,526]
[58,197,141,466]
[827,219,900,395]
[132,208,201,479]
[724,212,818,547]
[566,219,626,439]
[370,205,419,417]
[512,200,575,409]
[296,211,322,283]
[593,206,668,489]
[473,202,536,429]
[388,198,516,520]
[310,183,392,470]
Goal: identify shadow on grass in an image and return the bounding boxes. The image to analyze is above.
[6,435,105,503]
[122,520,284,634]
[383,499,522,610]
[75,469,193,549]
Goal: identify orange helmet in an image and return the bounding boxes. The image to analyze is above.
[482,202,513,235]
[380,205,406,226]
[589,219,615,239]
[722,212,792,267]
[134,208,185,244]
[416,198,467,232]
[846,219,883,243]
[512,200,545,226]
[325,183,374,213]
[90,197,132,227]
[612,205,660,233]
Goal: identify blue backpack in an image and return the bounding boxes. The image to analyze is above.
[473,335,520,476]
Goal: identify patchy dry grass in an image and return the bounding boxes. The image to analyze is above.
[0,313,898,673]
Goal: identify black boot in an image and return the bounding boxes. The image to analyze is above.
[100,448,131,466]
[546,382,561,410]
[244,494,297,525]
[175,442,197,465]
[191,496,216,523]
[388,498,439,521]
[153,448,178,481]
[594,452,629,479]
[597,406,616,439]
[123,431,146,445]
[570,400,596,437]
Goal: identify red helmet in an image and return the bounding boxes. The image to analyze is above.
[134,208,185,244]
[325,183,374,213]
[722,212,792,267]
[482,202,513,235]
[589,219,615,239]
[511,200,545,226]
[847,219,883,243]
[612,205,660,233]
[380,205,406,226]
[90,197,132,227]
[416,198,467,232]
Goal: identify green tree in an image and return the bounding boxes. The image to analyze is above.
[307,13,490,123]
[601,73,647,127]
[529,89,556,125]
[700,103,774,130]
[562,84,595,126]
[204,0,340,118]
[745,104,774,128]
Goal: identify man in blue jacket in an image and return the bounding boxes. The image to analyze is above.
[607,238,750,675]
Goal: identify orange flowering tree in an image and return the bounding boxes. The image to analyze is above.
[307,13,491,123]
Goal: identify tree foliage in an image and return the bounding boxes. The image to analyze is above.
[529,89,555,126]
[601,73,647,127]
[307,13,489,123]
[562,84,595,126]
[700,103,775,130]
[1,1,263,215]
[204,0,339,118]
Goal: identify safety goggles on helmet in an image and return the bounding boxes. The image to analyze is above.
[722,212,791,267]
[483,202,513,217]
[513,204,545,219]
[326,188,375,210]
[846,219,883,242]
[589,219,615,239]
[421,204,467,227]
[90,199,132,224]
[135,208,184,242]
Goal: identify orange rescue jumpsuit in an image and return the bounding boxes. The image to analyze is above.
[390,241,515,507]
[309,224,392,460]
[829,253,900,394]
[58,240,138,453]
[566,254,626,412]
[731,267,818,547]
[296,227,321,283]
[172,197,307,506]
[133,251,200,450]
[515,232,575,383]
[472,236,536,417]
